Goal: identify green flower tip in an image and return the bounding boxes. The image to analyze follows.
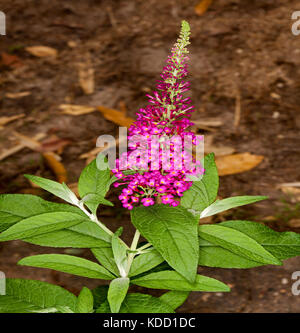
[181,20,190,34]
[176,20,191,51]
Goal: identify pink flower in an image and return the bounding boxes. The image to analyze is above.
[156,186,167,193]
[141,198,155,206]
[115,172,124,179]
[122,188,133,195]
[112,21,203,210]
[147,179,156,187]
[123,202,133,210]
[161,194,174,204]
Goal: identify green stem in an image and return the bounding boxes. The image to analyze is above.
[125,229,140,276]
[77,203,113,235]
[77,202,129,249]
[137,242,152,252]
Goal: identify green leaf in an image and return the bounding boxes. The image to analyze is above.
[112,228,128,277]
[198,238,264,268]
[80,193,113,215]
[198,224,281,265]
[91,248,119,276]
[92,285,109,309]
[18,254,115,280]
[130,261,172,280]
[200,196,268,218]
[221,220,300,261]
[0,194,84,232]
[0,278,76,313]
[129,248,164,277]
[78,158,111,199]
[24,229,110,248]
[75,287,94,313]
[23,219,111,248]
[159,291,190,310]
[24,175,78,205]
[107,277,129,313]
[132,271,230,292]
[96,293,174,313]
[55,305,74,313]
[181,153,219,217]
[131,205,199,283]
[0,212,87,242]
[69,220,111,243]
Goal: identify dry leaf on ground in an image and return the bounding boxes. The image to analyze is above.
[40,136,71,153]
[59,104,96,115]
[234,89,241,130]
[206,144,235,157]
[43,152,67,183]
[192,118,223,132]
[0,114,25,127]
[79,147,104,160]
[119,101,127,116]
[215,153,264,176]
[279,186,300,202]
[5,92,31,99]
[195,0,213,16]
[80,137,127,164]
[13,131,43,151]
[25,46,58,58]
[279,182,300,188]
[12,132,68,183]
[193,118,223,128]
[204,135,235,157]
[97,106,134,127]
[1,52,23,68]
[0,133,46,161]
[78,61,95,95]
[288,219,300,228]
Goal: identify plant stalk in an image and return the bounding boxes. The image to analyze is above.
[125,229,140,276]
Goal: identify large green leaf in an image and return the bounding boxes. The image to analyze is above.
[181,153,219,217]
[131,205,199,283]
[23,219,111,248]
[198,238,264,268]
[91,248,119,276]
[24,229,110,248]
[200,196,268,218]
[129,248,164,277]
[24,175,78,205]
[0,212,87,242]
[18,254,115,280]
[96,293,174,313]
[111,228,128,277]
[159,291,190,310]
[69,220,111,243]
[221,220,300,261]
[92,285,109,309]
[78,158,111,199]
[0,279,76,313]
[107,277,129,313]
[0,194,84,232]
[131,270,230,292]
[75,287,94,313]
[198,224,281,265]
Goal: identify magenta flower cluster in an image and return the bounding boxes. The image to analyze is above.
[112,22,204,209]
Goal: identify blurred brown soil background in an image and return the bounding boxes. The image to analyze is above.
[0,0,300,312]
